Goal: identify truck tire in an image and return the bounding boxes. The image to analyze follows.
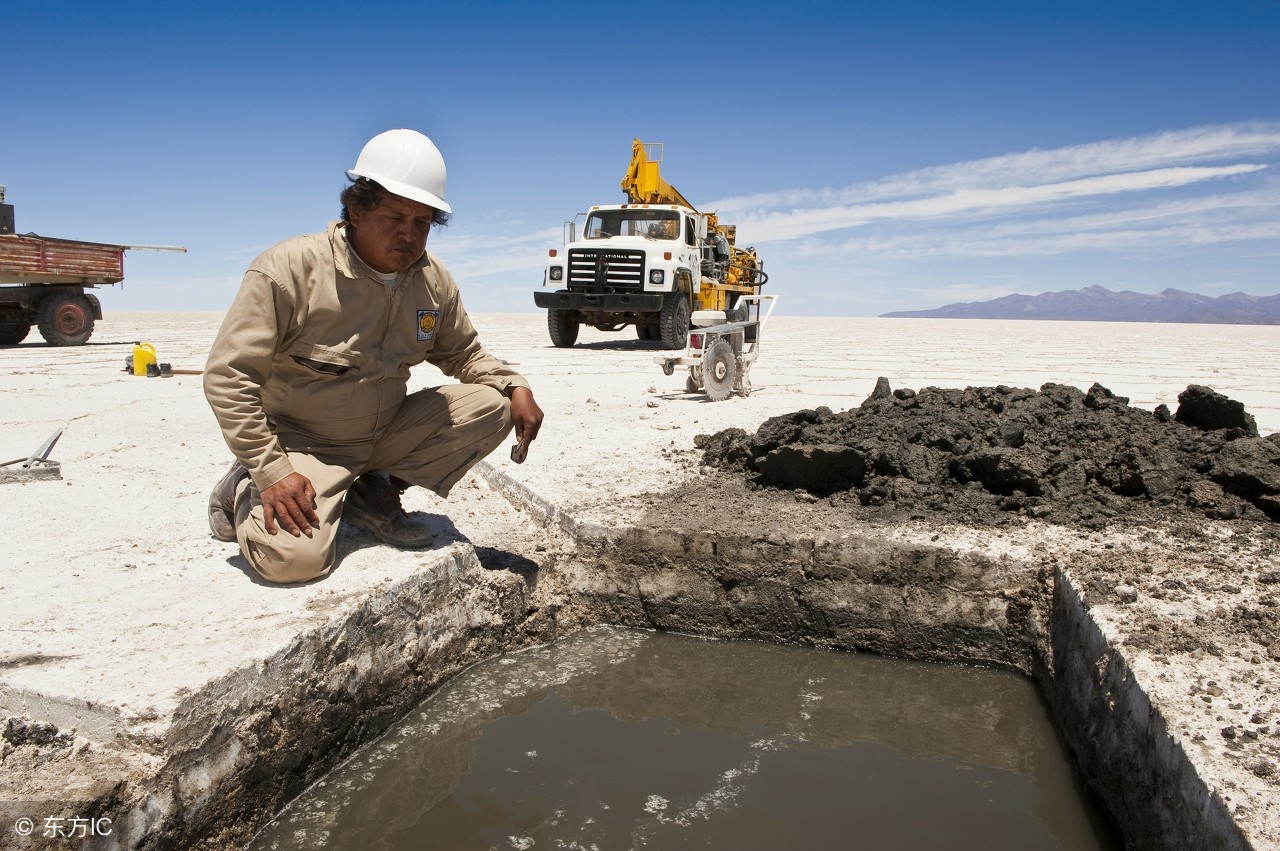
[37,292,96,346]
[658,292,690,350]
[0,308,31,345]
[636,323,652,340]
[547,308,579,348]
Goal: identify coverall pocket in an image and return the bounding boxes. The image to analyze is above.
[288,342,360,376]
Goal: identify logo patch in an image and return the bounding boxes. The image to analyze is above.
[417,310,439,341]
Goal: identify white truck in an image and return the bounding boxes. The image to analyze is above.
[534,140,766,350]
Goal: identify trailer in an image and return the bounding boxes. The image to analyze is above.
[0,186,185,345]
[654,294,778,401]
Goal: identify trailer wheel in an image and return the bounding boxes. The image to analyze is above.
[702,339,737,401]
[0,309,31,345]
[36,293,96,346]
[547,308,579,348]
[658,292,690,350]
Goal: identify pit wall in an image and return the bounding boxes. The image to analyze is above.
[74,546,572,851]
[1049,569,1246,851]
[51,516,1247,850]
[558,521,1254,851]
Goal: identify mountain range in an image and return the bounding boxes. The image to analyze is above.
[881,286,1280,324]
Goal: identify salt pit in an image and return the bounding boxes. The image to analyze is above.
[246,627,1122,850]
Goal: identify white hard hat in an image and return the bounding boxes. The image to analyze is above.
[347,129,451,213]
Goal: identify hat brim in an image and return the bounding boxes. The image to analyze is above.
[347,170,452,214]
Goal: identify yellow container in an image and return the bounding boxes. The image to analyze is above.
[132,343,157,376]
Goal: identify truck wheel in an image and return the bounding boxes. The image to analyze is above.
[0,309,31,345]
[547,308,579,348]
[659,293,690,350]
[37,293,96,346]
[636,323,652,341]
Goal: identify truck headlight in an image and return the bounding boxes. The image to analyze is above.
[549,266,563,281]
[649,269,664,285]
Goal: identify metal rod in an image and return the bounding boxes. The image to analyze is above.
[22,428,63,468]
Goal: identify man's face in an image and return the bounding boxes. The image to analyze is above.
[348,193,434,274]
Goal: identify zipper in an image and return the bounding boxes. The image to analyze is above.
[435,449,480,492]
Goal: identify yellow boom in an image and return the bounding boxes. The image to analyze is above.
[619,140,696,208]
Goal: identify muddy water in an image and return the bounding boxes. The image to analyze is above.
[249,627,1121,850]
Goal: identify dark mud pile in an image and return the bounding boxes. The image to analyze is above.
[696,380,1280,531]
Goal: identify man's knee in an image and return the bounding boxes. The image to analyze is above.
[448,384,513,448]
[462,384,511,427]
[240,525,335,584]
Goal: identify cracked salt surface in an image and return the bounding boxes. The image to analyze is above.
[247,626,1121,850]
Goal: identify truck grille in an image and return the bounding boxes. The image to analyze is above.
[567,249,645,291]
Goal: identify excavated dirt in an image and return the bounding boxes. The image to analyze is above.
[678,381,1280,663]
[695,379,1280,531]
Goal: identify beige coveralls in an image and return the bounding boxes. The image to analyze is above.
[204,221,529,583]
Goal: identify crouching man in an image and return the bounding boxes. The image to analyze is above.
[204,128,542,584]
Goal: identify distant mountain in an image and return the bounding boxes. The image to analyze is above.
[881,286,1280,324]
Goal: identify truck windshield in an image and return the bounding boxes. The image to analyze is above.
[584,209,680,240]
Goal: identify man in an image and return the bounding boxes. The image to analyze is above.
[204,128,543,584]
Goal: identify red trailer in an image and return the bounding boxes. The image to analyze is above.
[0,233,126,345]
[0,189,185,345]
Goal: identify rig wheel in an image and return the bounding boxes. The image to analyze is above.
[547,308,580,348]
[658,293,690,350]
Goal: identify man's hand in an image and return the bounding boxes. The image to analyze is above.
[508,385,544,448]
[260,472,319,537]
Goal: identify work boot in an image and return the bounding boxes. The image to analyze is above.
[208,462,248,542]
[343,474,434,548]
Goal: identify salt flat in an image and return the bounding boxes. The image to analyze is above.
[0,310,1276,847]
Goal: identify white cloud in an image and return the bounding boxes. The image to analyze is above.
[733,164,1267,244]
[711,121,1280,211]
[691,122,1280,260]
[818,185,1280,258]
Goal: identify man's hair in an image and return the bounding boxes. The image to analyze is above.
[340,177,451,228]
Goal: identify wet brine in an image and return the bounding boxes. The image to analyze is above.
[248,627,1121,850]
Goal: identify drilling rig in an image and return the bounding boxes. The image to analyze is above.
[533,140,766,349]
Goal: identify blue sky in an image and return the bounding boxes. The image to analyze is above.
[5,0,1278,316]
